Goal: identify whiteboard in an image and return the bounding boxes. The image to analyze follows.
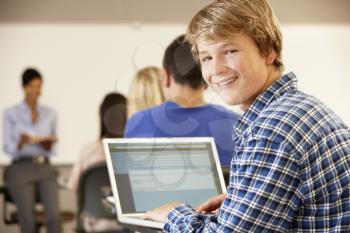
[0,23,349,164]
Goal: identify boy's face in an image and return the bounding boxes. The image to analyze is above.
[197,33,273,110]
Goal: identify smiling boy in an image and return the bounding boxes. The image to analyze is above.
[144,0,350,232]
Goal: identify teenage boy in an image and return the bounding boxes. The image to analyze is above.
[143,0,350,232]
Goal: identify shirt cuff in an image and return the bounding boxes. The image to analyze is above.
[164,203,196,231]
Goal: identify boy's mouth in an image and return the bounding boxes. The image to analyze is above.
[217,76,238,87]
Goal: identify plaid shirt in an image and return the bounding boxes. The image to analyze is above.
[164,72,350,232]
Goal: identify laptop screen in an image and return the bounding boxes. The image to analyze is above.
[107,139,225,214]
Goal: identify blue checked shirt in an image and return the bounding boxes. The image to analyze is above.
[163,72,350,232]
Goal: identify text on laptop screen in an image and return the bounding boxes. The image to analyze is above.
[108,141,223,213]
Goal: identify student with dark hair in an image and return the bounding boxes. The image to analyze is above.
[3,67,61,233]
[99,93,128,139]
[67,92,127,232]
[162,36,204,89]
[125,35,241,168]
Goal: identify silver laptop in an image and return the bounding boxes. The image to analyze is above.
[103,137,227,230]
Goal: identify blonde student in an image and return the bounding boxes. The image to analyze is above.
[143,0,350,232]
[127,66,165,118]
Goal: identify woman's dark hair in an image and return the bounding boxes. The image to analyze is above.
[22,68,42,87]
[99,93,127,139]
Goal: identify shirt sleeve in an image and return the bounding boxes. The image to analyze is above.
[2,110,19,158]
[51,109,57,137]
[67,146,86,191]
[164,203,219,232]
[46,108,58,156]
[124,112,147,137]
[164,138,303,232]
[66,159,82,191]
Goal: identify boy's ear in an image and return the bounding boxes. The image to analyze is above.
[265,49,276,65]
[203,83,209,90]
[163,70,171,87]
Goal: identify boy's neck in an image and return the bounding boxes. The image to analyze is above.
[240,68,281,111]
[168,84,206,108]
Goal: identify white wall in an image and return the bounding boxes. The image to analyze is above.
[0,23,349,164]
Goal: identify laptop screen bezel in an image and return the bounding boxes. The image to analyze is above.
[103,137,227,220]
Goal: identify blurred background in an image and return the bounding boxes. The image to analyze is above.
[1,0,350,164]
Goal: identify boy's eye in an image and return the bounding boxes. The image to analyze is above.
[225,49,237,55]
[200,56,212,63]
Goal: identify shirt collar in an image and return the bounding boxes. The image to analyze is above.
[20,101,40,113]
[233,72,298,138]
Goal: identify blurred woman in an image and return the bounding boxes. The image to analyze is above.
[3,67,61,233]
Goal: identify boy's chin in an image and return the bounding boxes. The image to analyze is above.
[219,94,241,106]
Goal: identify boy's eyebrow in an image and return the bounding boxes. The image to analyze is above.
[197,41,239,55]
[198,50,208,55]
[221,41,238,47]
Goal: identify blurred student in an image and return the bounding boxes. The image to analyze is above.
[127,66,165,118]
[125,35,241,168]
[67,92,127,232]
[3,68,61,233]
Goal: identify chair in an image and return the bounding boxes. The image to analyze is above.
[0,165,74,233]
[76,162,125,233]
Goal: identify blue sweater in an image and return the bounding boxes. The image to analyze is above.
[124,101,240,166]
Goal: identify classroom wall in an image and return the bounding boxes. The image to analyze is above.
[1,23,349,164]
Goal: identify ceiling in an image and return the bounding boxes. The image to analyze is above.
[0,0,349,24]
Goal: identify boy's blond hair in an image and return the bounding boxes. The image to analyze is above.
[127,66,165,118]
[187,0,284,71]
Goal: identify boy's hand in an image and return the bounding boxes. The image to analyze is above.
[196,193,226,214]
[143,201,182,223]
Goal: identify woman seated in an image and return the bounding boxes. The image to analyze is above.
[67,92,127,232]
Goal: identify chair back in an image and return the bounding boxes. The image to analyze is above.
[77,162,115,219]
